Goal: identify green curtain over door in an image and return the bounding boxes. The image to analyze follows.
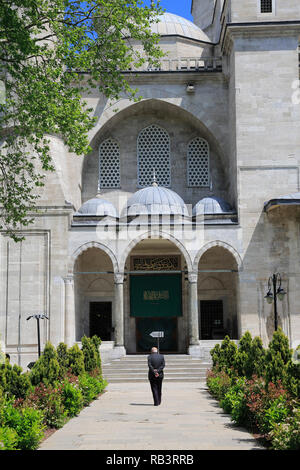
[130,274,182,318]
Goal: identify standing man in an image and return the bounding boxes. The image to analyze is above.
[148,347,165,406]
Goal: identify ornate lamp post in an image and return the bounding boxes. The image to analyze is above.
[264,273,286,331]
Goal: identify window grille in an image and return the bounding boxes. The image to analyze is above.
[99,138,120,189]
[187,137,210,187]
[137,125,171,187]
[260,0,273,13]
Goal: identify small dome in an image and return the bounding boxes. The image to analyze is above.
[76,194,118,218]
[150,12,210,42]
[193,197,234,216]
[123,183,189,217]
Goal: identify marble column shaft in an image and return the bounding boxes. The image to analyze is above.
[64,276,76,347]
[188,274,199,345]
[114,273,124,347]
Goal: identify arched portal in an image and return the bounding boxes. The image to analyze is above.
[197,245,239,340]
[123,237,191,354]
[74,247,115,342]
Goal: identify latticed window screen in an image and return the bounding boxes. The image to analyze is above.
[260,0,273,13]
[187,137,210,187]
[137,125,171,187]
[99,138,120,188]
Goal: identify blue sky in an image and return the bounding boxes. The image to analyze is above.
[145,1,193,21]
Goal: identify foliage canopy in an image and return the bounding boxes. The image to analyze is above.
[0,0,163,239]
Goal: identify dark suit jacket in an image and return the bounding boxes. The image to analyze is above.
[148,352,165,380]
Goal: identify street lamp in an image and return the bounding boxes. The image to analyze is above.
[26,314,49,358]
[264,273,286,331]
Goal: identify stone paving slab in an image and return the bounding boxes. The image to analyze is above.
[38,382,264,451]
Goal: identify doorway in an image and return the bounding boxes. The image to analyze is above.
[89,302,112,341]
[136,317,178,352]
[200,300,225,339]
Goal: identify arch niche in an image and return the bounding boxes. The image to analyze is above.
[122,234,192,354]
[73,245,116,342]
[81,98,232,210]
[196,242,241,340]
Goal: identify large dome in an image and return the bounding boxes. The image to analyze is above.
[150,12,210,42]
[123,183,189,217]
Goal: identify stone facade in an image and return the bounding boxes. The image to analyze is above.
[1,1,300,367]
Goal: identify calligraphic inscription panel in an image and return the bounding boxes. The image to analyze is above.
[132,256,180,272]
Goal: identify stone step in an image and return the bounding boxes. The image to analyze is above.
[103,377,207,383]
[102,354,211,383]
[102,363,210,370]
[103,371,206,377]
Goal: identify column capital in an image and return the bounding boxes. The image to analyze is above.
[187,272,198,284]
[114,272,124,284]
[64,275,74,284]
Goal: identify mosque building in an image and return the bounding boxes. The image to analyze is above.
[1,0,300,367]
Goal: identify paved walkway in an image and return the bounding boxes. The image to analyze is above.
[39,382,264,450]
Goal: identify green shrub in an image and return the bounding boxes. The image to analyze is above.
[220,378,248,426]
[81,336,98,372]
[210,336,238,377]
[0,426,18,450]
[91,335,102,373]
[0,362,32,399]
[62,380,83,417]
[265,328,292,386]
[206,369,232,401]
[30,342,61,386]
[0,396,22,429]
[23,383,68,429]
[285,359,300,398]
[262,395,290,434]
[0,397,44,450]
[234,332,265,379]
[269,407,300,450]
[16,407,45,450]
[78,373,107,406]
[68,344,85,376]
[57,342,69,377]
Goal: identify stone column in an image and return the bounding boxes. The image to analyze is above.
[187,273,200,357]
[113,273,126,359]
[64,275,76,347]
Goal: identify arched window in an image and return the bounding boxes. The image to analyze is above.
[187,137,210,187]
[99,138,120,189]
[137,125,171,187]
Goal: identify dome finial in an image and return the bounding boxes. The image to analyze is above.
[152,169,158,187]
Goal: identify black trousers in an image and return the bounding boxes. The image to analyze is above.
[149,377,163,406]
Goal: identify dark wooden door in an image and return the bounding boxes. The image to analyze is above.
[89,302,112,341]
[200,300,224,339]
